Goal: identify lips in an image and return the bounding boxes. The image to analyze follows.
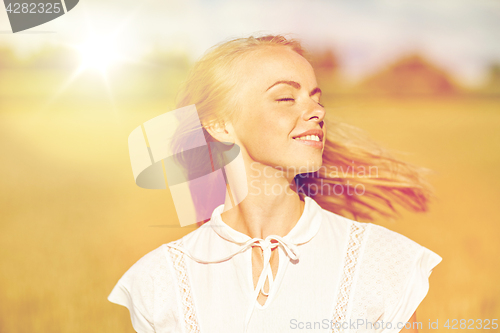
[292,129,324,142]
[292,128,324,149]
[294,134,321,141]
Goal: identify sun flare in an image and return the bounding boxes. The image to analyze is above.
[76,38,119,72]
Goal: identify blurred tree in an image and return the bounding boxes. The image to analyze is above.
[482,63,500,95]
[357,53,461,97]
[310,48,342,96]
[24,46,79,69]
[133,49,192,100]
[0,47,20,69]
[141,49,191,73]
[312,49,339,76]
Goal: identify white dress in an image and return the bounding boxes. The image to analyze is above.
[108,196,442,333]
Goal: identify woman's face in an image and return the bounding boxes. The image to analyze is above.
[229,45,326,177]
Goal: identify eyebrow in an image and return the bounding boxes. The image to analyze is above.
[266,80,322,97]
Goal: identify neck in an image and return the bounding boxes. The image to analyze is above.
[221,163,305,239]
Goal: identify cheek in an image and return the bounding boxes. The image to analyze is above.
[241,114,295,157]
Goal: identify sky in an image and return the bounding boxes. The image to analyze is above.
[1,0,499,84]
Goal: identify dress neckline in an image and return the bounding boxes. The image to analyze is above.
[208,195,323,247]
[206,195,324,332]
[167,196,325,333]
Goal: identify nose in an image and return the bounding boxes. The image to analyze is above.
[302,100,325,125]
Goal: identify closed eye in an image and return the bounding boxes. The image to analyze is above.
[277,98,324,108]
[276,98,295,103]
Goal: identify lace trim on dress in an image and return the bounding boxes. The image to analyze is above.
[331,222,367,333]
[167,240,201,333]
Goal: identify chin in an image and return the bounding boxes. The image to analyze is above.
[290,158,323,175]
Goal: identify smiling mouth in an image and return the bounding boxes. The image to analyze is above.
[293,135,321,142]
[292,135,323,149]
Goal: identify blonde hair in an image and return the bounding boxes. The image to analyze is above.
[174,34,433,222]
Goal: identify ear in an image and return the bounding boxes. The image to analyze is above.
[205,121,235,144]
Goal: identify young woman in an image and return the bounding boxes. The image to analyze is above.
[109,35,442,333]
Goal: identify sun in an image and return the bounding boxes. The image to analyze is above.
[76,38,119,72]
